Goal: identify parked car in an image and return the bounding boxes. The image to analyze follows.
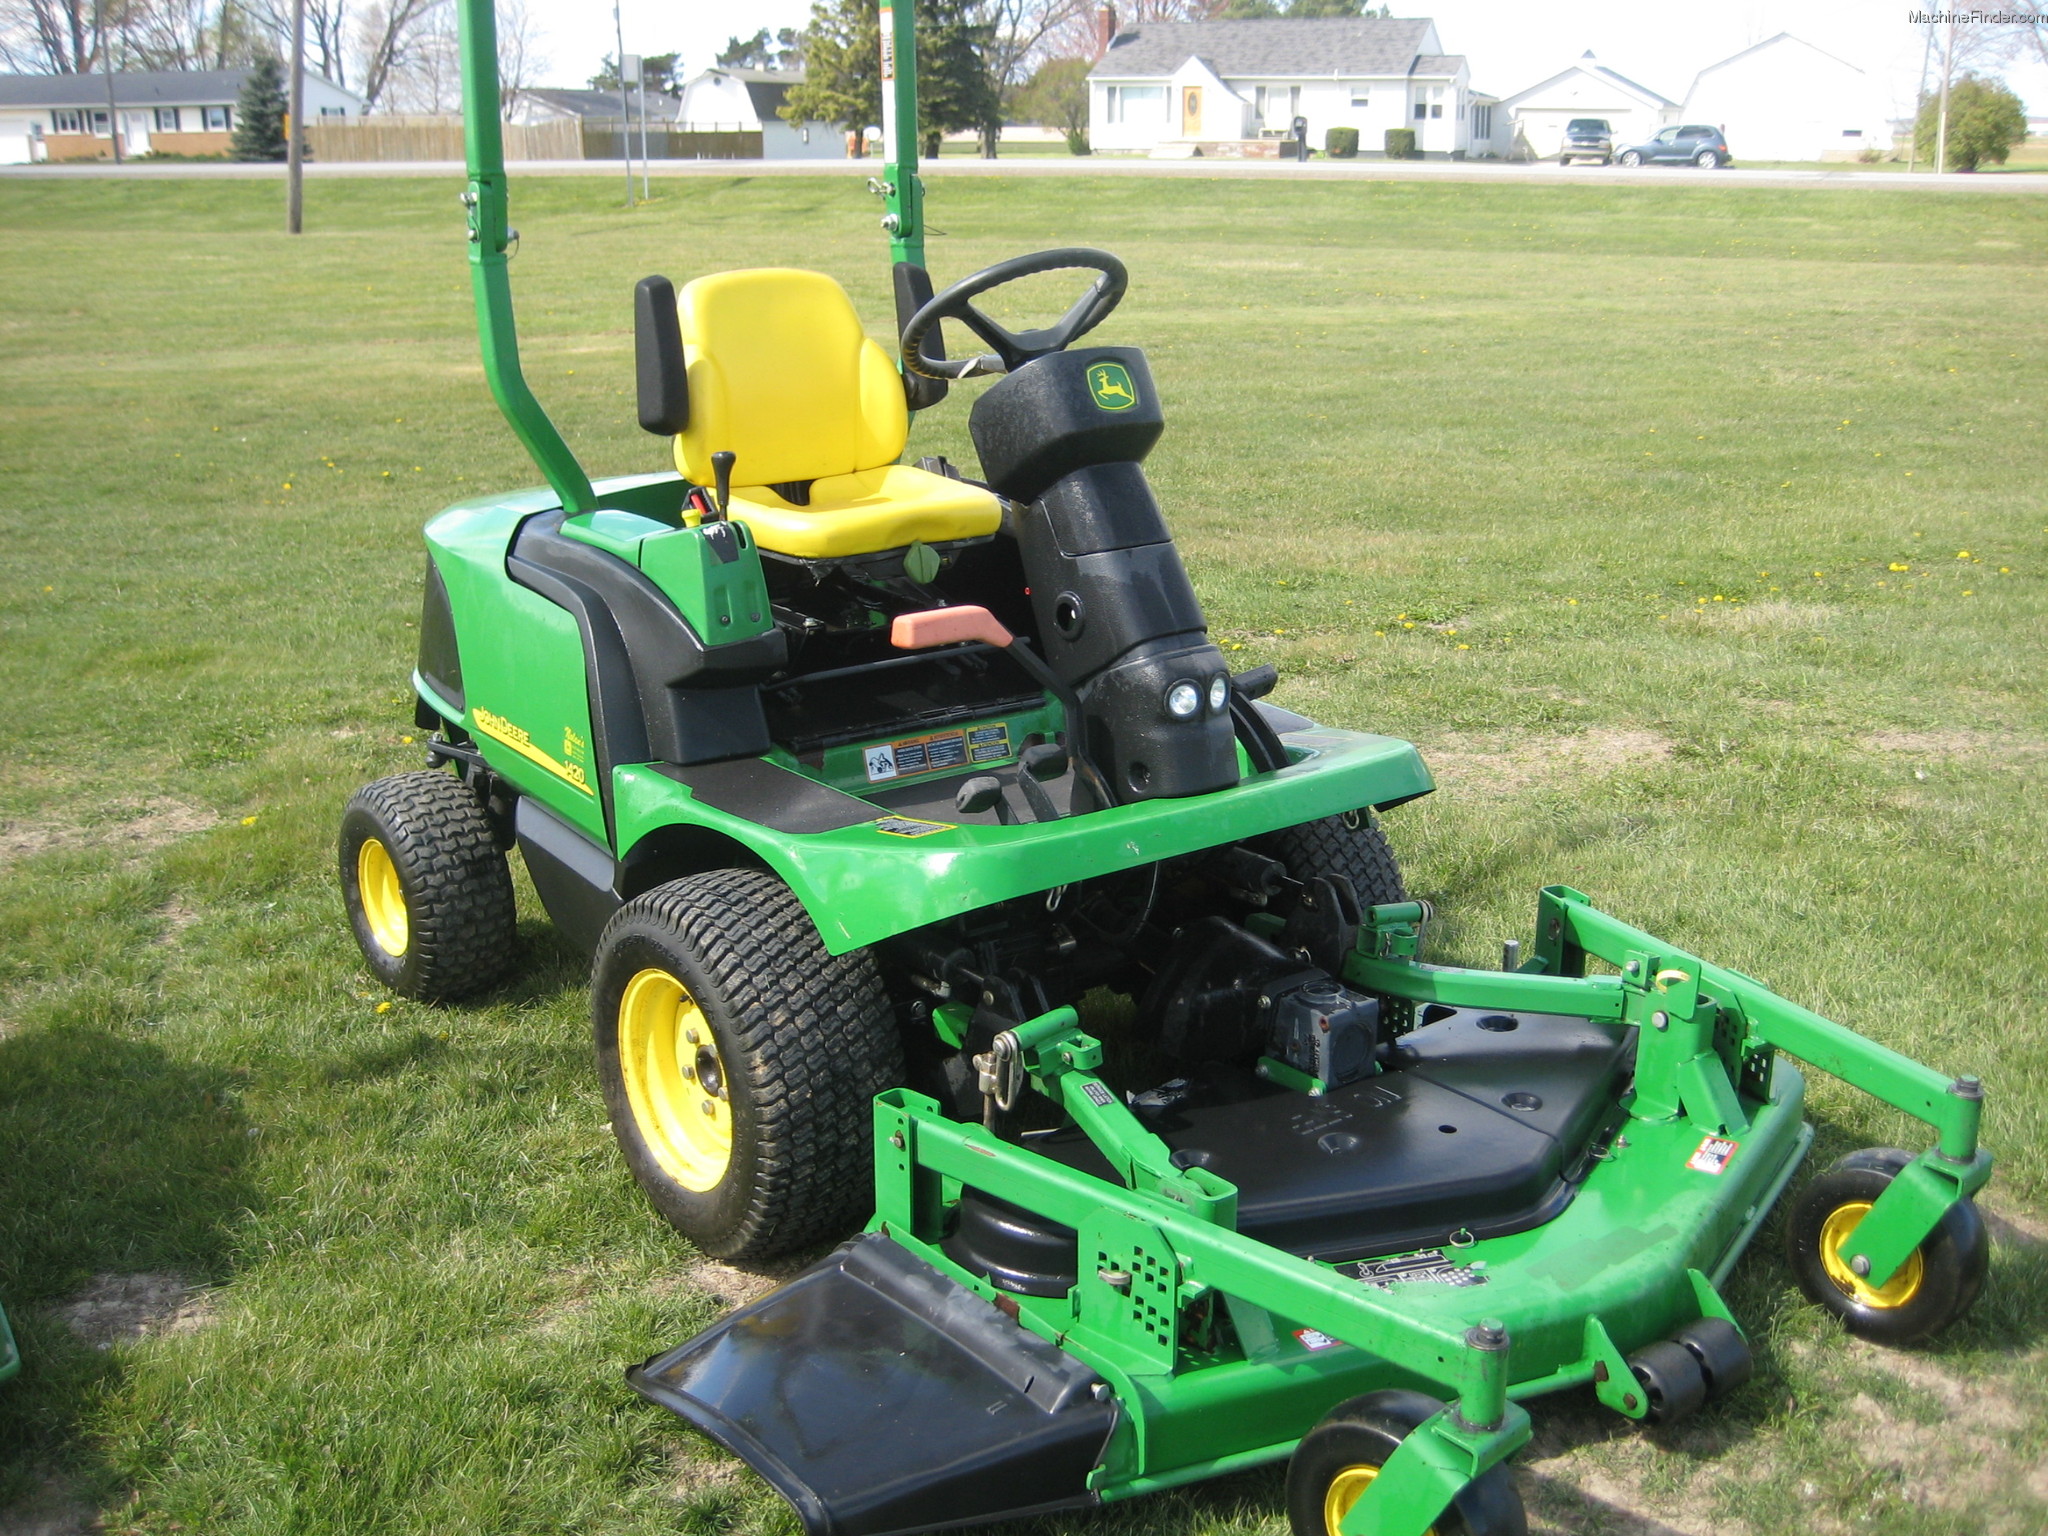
[1559,117,1613,165]
[1616,124,1732,168]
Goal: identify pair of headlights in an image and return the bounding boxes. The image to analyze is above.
[1166,674,1230,720]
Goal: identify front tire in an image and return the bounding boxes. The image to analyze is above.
[593,870,902,1262]
[1287,1390,1526,1536]
[1254,812,1407,907]
[1619,150,1642,167]
[1784,1147,1987,1344]
[339,770,516,1001]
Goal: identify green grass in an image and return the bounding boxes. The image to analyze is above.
[0,171,2044,1535]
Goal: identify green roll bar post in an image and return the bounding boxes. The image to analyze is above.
[877,0,927,270]
[454,0,596,515]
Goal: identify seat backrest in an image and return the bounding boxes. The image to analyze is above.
[673,269,908,488]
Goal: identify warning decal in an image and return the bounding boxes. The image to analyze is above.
[863,726,991,782]
[872,816,953,838]
[1294,1328,1344,1353]
[1687,1135,1740,1175]
[1337,1249,1489,1290]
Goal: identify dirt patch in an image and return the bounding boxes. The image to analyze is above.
[666,1442,747,1501]
[1981,1194,2048,1250]
[152,898,201,947]
[1864,730,2047,761]
[685,1257,808,1310]
[1833,1341,2042,1516]
[1422,729,1675,797]
[0,798,218,874]
[1515,1405,1749,1536]
[55,1272,216,1351]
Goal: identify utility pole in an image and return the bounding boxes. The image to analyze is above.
[613,2,633,206]
[637,64,650,202]
[95,0,122,164]
[1909,23,1933,172]
[287,0,307,233]
[1936,18,1956,174]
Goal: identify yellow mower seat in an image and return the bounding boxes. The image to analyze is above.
[672,268,1000,560]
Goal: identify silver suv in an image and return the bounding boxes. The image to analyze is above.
[1560,118,1613,165]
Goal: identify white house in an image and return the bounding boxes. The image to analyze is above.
[1087,17,1497,159]
[1495,52,1675,160]
[675,67,838,159]
[1681,34,1892,162]
[0,69,363,163]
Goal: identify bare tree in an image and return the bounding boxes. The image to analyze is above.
[0,0,97,72]
[251,0,350,85]
[494,0,542,115]
[355,0,441,111]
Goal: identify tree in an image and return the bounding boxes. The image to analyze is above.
[718,26,802,70]
[922,0,999,154]
[1915,72,2026,171]
[230,51,289,158]
[590,49,680,94]
[1011,53,1087,151]
[783,0,880,147]
[355,0,443,113]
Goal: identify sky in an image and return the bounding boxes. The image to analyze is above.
[520,0,2048,117]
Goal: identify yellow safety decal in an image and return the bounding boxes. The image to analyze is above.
[873,816,953,838]
[471,706,596,795]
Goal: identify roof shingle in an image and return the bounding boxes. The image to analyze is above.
[1090,18,1434,80]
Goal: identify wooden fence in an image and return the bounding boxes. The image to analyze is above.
[304,115,763,163]
[304,116,580,162]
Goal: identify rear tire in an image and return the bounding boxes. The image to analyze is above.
[1287,1390,1526,1536]
[1254,812,1407,907]
[592,870,902,1262]
[1696,149,1721,169]
[339,770,516,1001]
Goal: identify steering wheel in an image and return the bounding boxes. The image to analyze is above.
[902,248,1127,382]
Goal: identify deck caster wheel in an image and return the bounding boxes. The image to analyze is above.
[592,869,902,1263]
[1785,1146,1988,1345]
[1627,1339,1706,1425]
[1675,1317,1753,1399]
[1287,1390,1527,1536]
[339,770,517,1001]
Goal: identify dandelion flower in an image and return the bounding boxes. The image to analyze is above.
[241,815,258,826]
[376,1001,393,1014]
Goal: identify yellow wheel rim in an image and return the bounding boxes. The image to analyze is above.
[1819,1200,1925,1309]
[356,836,409,957]
[618,967,733,1193]
[1325,1465,1435,1536]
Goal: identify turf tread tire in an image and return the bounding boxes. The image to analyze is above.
[1286,1389,1526,1536]
[1254,813,1407,907]
[593,869,902,1263]
[339,770,517,1002]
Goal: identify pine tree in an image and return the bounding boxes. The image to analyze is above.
[230,55,290,162]
[785,0,996,155]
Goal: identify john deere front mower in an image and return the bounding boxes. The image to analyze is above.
[339,5,1995,1532]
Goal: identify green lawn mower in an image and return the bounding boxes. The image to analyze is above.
[339,5,1995,1533]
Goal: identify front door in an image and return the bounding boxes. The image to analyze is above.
[121,111,150,154]
[1182,86,1202,138]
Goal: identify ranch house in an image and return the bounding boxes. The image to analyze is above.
[1087,16,1505,159]
[0,69,365,163]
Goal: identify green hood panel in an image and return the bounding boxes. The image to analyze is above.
[613,729,1433,954]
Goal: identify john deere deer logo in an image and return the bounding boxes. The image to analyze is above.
[1088,362,1137,411]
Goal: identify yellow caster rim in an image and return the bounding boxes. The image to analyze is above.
[1819,1200,1925,1309]
[357,836,410,957]
[1325,1465,1435,1536]
[619,967,733,1192]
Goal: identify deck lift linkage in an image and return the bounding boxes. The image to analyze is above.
[337,2,1998,1532]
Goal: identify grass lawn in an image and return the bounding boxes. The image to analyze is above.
[0,170,2043,1536]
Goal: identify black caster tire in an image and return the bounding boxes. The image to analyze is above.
[1675,1316,1753,1399]
[592,869,902,1263]
[1287,1390,1527,1536]
[1628,1338,1707,1425]
[339,770,517,1001]
[1784,1146,1988,1345]
[1255,811,1407,907]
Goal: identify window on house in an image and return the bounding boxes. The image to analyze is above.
[1254,85,1299,128]
[319,105,346,118]
[203,105,231,131]
[1104,85,1166,124]
[1414,85,1443,121]
[51,109,83,134]
[154,107,180,131]
[1842,128,1862,138]
[1349,84,1370,107]
[90,109,110,135]
[1472,103,1491,139]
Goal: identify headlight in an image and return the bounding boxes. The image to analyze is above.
[1208,674,1229,713]
[1166,681,1202,719]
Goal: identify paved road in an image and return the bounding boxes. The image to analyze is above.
[7,154,2047,192]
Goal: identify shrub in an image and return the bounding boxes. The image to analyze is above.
[1384,127,1415,160]
[1325,126,1359,158]
[230,55,289,162]
[1914,73,2026,171]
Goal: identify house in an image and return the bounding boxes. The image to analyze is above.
[675,68,837,159]
[0,69,364,163]
[1681,34,1895,162]
[1494,52,1675,160]
[1086,17,1496,160]
[506,87,637,126]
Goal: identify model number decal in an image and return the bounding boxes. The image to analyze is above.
[471,707,595,795]
[1338,1249,1489,1289]
[872,816,953,838]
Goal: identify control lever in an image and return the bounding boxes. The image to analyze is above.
[954,775,1011,824]
[710,450,735,519]
[1015,742,1068,824]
